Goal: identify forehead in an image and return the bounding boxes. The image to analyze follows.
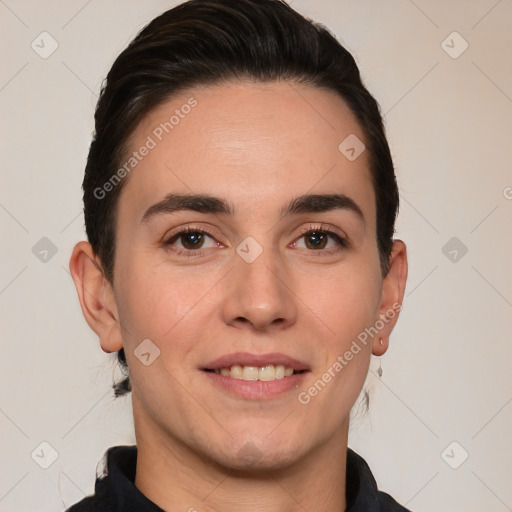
[118,80,375,225]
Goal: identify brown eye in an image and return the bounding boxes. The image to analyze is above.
[163,227,218,256]
[293,225,348,254]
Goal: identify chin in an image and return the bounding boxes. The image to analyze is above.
[204,436,306,473]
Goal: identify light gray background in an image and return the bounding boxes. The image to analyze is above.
[1,1,511,511]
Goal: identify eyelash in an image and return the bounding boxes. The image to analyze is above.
[163,223,348,258]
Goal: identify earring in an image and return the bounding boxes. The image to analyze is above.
[377,338,384,377]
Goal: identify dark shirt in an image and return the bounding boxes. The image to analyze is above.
[65,445,412,511]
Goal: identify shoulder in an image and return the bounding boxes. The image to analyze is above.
[377,491,412,512]
[64,477,114,512]
[65,495,108,512]
[63,445,128,512]
[346,448,412,512]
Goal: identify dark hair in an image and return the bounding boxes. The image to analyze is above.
[82,0,399,397]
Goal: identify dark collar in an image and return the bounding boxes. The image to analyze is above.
[66,445,411,512]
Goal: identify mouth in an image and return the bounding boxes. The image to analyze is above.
[201,352,310,392]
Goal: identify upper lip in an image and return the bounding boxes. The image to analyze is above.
[203,352,310,371]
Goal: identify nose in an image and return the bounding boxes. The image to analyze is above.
[221,242,298,332]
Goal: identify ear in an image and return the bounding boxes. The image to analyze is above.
[68,241,123,353]
[372,239,408,356]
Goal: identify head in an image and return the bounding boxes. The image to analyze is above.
[70,0,407,471]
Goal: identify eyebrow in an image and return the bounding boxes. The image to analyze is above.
[141,192,365,225]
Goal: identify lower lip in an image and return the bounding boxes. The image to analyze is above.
[202,370,309,400]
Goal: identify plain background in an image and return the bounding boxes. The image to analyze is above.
[1,1,511,511]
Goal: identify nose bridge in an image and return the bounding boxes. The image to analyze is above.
[222,236,297,330]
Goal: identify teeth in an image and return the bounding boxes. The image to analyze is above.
[213,364,297,381]
[258,365,276,381]
[230,365,243,379]
[275,365,285,379]
[243,366,259,380]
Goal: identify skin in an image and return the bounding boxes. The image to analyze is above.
[70,80,407,512]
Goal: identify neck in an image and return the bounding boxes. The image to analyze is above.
[133,411,348,512]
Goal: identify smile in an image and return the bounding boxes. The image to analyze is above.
[201,352,310,399]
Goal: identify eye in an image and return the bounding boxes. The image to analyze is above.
[293,224,348,254]
[162,223,348,258]
[163,227,220,257]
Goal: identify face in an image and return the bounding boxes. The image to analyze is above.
[93,80,404,470]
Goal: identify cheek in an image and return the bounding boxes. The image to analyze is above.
[115,262,201,341]
[297,258,381,347]
[113,264,205,405]
[297,267,378,413]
